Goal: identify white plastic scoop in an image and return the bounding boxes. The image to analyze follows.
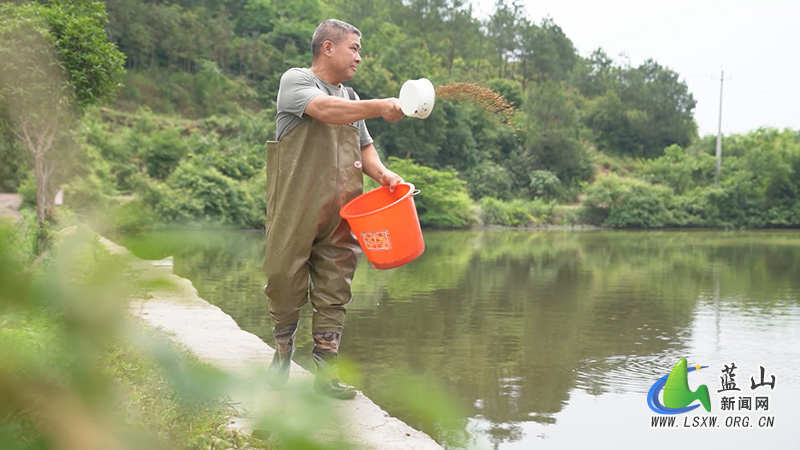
[398,78,435,119]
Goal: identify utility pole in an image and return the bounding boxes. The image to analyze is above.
[715,68,724,188]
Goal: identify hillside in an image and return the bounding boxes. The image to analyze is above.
[2,0,799,229]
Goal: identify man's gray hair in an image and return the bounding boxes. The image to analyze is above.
[311,19,361,58]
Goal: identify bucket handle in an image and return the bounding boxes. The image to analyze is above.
[412,189,421,196]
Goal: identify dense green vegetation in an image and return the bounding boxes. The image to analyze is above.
[1,0,799,229]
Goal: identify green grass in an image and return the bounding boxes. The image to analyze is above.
[0,307,273,450]
[0,217,273,450]
[103,327,272,450]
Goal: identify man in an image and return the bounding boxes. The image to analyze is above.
[263,19,404,399]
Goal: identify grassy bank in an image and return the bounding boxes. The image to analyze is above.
[1,310,270,450]
[0,216,272,450]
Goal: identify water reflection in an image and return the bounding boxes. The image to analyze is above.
[118,229,800,449]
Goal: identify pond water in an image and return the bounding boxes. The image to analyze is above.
[119,229,800,449]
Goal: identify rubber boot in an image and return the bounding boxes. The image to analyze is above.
[267,323,297,389]
[312,332,356,400]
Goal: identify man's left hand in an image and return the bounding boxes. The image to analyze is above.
[378,170,403,193]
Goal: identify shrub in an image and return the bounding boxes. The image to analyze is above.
[110,198,159,233]
[465,162,514,200]
[637,144,716,195]
[18,176,37,208]
[132,160,261,229]
[479,197,554,227]
[61,144,118,214]
[165,160,259,227]
[62,173,111,213]
[386,157,477,228]
[246,171,267,228]
[528,170,561,200]
[581,174,675,228]
[142,128,190,181]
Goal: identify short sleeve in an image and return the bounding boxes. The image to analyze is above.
[277,68,325,118]
[358,120,373,147]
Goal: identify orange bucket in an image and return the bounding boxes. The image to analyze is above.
[340,182,424,270]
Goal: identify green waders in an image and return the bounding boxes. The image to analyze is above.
[264,118,362,399]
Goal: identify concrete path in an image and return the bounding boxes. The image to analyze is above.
[0,193,22,222]
[101,237,444,450]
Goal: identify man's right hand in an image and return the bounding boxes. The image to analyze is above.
[380,98,404,122]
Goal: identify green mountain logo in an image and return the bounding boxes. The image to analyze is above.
[648,358,711,414]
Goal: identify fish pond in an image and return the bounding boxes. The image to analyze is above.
[119,229,800,449]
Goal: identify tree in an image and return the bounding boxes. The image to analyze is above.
[486,0,522,79]
[518,17,577,89]
[510,80,593,197]
[583,58,697,158]
[0,1,125,245]
[585,89,640,155]
[440,1,483,75]
[486,78,523,109]
[571,48,616,98]
[619,59,697,157]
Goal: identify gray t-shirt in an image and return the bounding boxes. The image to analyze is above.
[275,67,373,146]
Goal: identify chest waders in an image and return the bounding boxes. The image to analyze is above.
[263,117,362,398]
